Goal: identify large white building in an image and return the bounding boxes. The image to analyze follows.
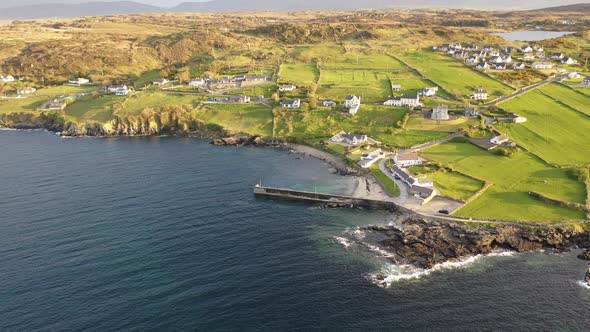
[431,104,449,120]
[393,151,423,167]
[383,95,422,107]
[330,131,368,146]
[344,95,361,115]
[69,78,90,86]
[472,89,488,100]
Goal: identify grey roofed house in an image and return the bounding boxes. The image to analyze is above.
[244,74,267,81]
[322,99,335,107]
[431,104,449,120]
[464,107,477,117]
[391,165,416,186]
[410,185,434,199]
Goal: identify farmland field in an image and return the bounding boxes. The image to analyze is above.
[427,171,484,202]
[537,83,590,116]
[279,63,318,86]
[398,51,514,99]
[317,70,393,103]
[374,130,449,148]
[197,104,273,136]
[320,53,408,70]
[64,94,119,122]
[498,89,590,166]
[406,117,478,132]
[0,86,96,114]
[119,92,199,115]
[421,138,587,222]
[272,106,407,140]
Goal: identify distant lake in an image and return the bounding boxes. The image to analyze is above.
[492,30,576,42]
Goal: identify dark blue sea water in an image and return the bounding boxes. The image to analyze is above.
[1,130,590,331]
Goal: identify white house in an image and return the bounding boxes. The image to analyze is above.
[391,165,436,201]
[394,151,423,167]
[107,85,130,96]
[476,62,490,70]
[568,72,580,79]
[344,95,361,115]
[69,78,90,86]
[491,134,510,145]
[17,87,36,95]
[383,95,422,108]
[513,62,526,70]
[188,78,207,88]
[358,149,386,169]
[472,89,488,100]
[330,131,368,146]
[561,57,577,65]
[322,99,335,107]
[420,87,438,97]
[152,78,170,86]
[278,84,297,92]
[532,62,553,70]
[523,53,535,60]
[391,84,402,91]
[551,53,565,60]
[279,98,300,108]
[466,56,479,64]
[0,75,15,83]
[521,46,533,53]
[431,104,449,120]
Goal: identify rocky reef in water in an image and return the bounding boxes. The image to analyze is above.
[364,218,590,269]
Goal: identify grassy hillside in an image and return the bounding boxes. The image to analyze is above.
[422,138,586,222]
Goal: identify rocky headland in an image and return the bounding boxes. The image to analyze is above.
[364,218,590,270]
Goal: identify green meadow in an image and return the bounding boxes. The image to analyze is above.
[197,104,273,136]
[316,70,393,103]
[0,85,95,114]
[421,138,587,222]
[428,171,484,202]
[279,63,319,86]
[398,51,514,99]
[498,88,590,166]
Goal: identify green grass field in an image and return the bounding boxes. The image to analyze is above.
[197,104,273,136]
[421,138,586,222]
[428,171,484,202]
[538,83,590,116]
[374,130,449,148]
[398,51,514,99]
[321,53,407,70]
[119,92,199,115]
[230,83,276,97]
[64,94,119,122]
[371,169,401,197]
[273,105,408,140]
[279,63,318,86]
[317,70,392,103]
[498,89,590,166]
[406,117,478,132]
[0,86,96,114]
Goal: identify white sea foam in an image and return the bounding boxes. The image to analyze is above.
[577,281,590,290]
[369,250,516,288]
[334,236,352,249]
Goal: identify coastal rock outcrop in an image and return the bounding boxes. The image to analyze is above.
[364,219,590,269]
[578,250,590,261]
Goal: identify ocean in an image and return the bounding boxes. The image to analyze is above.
[1,130,589,331]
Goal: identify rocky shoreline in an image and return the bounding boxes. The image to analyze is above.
[362,218,590,270]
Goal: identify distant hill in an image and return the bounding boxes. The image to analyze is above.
[0,0,588,19]
[0,1,162,19]
[171,0,588,12]
[533,3,590,11]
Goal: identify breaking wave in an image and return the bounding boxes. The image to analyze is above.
[577,281,590,290]
[369,250,516,288]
